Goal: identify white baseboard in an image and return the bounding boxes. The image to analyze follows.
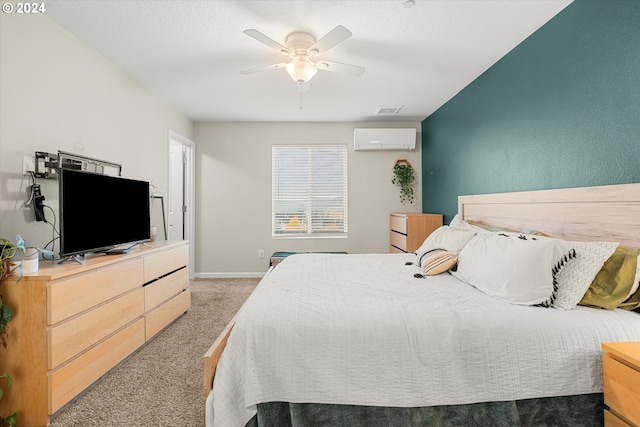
[194,272,266,279]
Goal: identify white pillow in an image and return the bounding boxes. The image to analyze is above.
[485,234,619,310]
[449,214,490,234]
[452,232,570,306]
[415,226,476,261]
[551,240,619,310]
[446,218,620,309]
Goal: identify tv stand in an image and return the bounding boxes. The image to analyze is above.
[57,254,85,265]
[0,240,190,426]
[104,241,145,255]
[104,248,130,255]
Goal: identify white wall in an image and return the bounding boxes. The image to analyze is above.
[0,14,193,250]
[194,122,422,276]
[0,13,421,276]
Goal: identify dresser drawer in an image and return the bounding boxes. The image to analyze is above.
[603,354,640,426]
[145,289,190,340]
[390,214,407,234]
[48,258,144,325]
[49,318,145,413]
[390,231,407,252]
[144,244,189,282]
[145,267,189,311]
[390,245,405,254]
[48,288,144,369]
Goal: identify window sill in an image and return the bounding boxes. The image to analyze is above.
[271,234,348,239]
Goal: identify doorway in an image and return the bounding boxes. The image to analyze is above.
[168,130,195,278]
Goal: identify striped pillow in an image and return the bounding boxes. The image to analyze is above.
[421,250,458,276]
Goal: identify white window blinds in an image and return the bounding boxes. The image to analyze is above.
[272,145,348,237]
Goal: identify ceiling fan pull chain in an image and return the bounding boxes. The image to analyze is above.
[299,83,303,109]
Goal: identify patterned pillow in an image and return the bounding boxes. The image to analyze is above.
[552,240,619,310]
[420,250,458,276]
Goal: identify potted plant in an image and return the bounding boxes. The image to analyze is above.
[0,241,20,283]
[392,160,416,204]
[0,236,31,282]
[0,238,22,427]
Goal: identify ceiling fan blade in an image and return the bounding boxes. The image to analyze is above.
[309,25,352,54]
[239,63,287,75]
[316,60,365,77]
[243,29,292,56]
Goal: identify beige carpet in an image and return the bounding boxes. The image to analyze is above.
[49,278,259,427]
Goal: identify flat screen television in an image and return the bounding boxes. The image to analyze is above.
[59,168,151,257]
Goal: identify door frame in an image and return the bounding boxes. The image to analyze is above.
[167,129,195,279]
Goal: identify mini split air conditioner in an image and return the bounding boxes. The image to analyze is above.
[353,128,416,151]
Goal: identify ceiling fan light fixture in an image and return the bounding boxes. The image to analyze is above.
[286,55,318,83]
[241,26,365,86]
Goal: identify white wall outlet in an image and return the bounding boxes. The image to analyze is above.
[22,155,35,175]
[258,249,265,259]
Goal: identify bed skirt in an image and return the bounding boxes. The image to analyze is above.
[246,393,604,427]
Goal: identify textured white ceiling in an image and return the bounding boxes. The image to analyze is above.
[45,0,572,122]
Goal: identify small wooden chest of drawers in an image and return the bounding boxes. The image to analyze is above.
[602,342,640,427]
[390,213,443,253]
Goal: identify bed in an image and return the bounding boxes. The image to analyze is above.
[203,183,640,427]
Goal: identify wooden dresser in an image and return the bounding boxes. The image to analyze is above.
[602,342,640,427]
[0,240,190,426]
[390,213,443,253]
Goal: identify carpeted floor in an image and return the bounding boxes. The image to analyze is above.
[49,278,259,427]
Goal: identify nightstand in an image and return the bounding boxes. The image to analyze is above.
[390,213,442,253]
[602,342,640,427]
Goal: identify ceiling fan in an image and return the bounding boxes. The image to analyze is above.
[239,25,366,86]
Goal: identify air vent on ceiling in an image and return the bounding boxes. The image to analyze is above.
[375,105,403,115]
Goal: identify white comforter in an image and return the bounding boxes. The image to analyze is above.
[206,253,640,427]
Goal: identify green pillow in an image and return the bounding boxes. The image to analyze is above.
[620,281,640,311]
[579,246,639,310]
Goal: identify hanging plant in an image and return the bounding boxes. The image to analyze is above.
[392,160,415,204]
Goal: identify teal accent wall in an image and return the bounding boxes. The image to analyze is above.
[421,0,640,223]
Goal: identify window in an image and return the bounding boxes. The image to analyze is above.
[272,145,348,237]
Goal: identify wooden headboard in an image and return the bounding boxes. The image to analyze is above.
[459,183,640,248]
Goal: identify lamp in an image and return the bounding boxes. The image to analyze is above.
[285,55,318,83]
